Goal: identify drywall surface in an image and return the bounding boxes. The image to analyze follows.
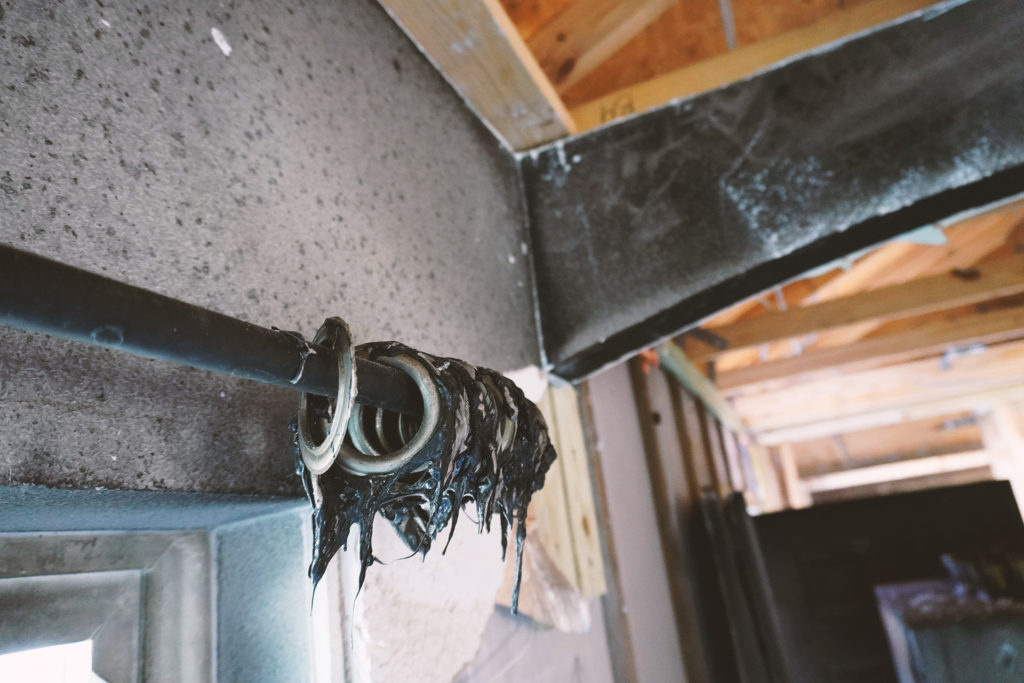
[0,0,536,495]
[585,364,688,682]
[522,0,1024,379]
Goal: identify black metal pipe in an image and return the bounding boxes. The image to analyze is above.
[0,245,422,415]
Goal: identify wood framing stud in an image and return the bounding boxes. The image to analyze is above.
[777,444,811,509]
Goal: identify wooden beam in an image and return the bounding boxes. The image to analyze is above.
[804,203,1024,306]
[657,341,748,436]
[558,0,729,109]
[548,385,607,597]
[736,340,1024,432]
[790,413,983,477]
[527,0,676,94]
[718,304,1024,391]
[795,202,1024,352]
[497,0,575,42]
[759,386,1024,446]
[531,391,579,594]
[711,200,1024,372]
[692,254,1024,364]
[747,336,1024,446]
[747,440,787,512]
[804,450,992,493]
[570,0,939,131]
[812,465,993,503]
[380,0,575,150]
[532,385,607,598]
[777,444,811,508]
[980,402,1024,512]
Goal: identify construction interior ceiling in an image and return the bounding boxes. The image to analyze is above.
[688,198,1024,507]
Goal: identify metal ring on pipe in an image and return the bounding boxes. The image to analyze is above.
[347,403,383,457]
[336,354,440,476]
[297,318,356,474]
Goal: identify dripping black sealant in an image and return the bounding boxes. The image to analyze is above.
[293,341,557,613]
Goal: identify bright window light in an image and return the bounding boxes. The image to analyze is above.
[0,640,106,683]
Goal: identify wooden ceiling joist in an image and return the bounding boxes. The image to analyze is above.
[742,340,1024,445]
[527,0,676,95]
[570,0,939,131]
[797,203,1024,353]
[789,412,984,477]
[756,386,1024,447]
[718,303,1024,391]
[380,0,575,150]
[690,253,1024,364]
[704,200,1024,372]
[804,450,992,494]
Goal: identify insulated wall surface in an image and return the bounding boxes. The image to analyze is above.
[0,0,536,495]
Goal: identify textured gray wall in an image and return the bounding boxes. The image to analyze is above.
[0,0,537,495]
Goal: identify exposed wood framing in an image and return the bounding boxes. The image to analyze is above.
[657,341,747,435]
[793,202,1024,354]
[789,413,983,477]
[709,200,1024,372]
[747,440,786,513]
[668,377,720,497]
[527,0,675,94]
[811,466,994,503]
[657,341,790,509]
[777,444,811,509]
[718,304,1024,391]
[559,0,729,108]
[980,402,1024,511]
[756,387,1024,449]
[719,423,748,493]
[736,340,1024,438]
[532,385,607,597]
[549,385,607,597]
[691,254,1024,364]
[804,450,992,493]
[380,0,575,150]
[570,0,939,131]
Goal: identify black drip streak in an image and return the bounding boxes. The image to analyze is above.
[294,341,557,612]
